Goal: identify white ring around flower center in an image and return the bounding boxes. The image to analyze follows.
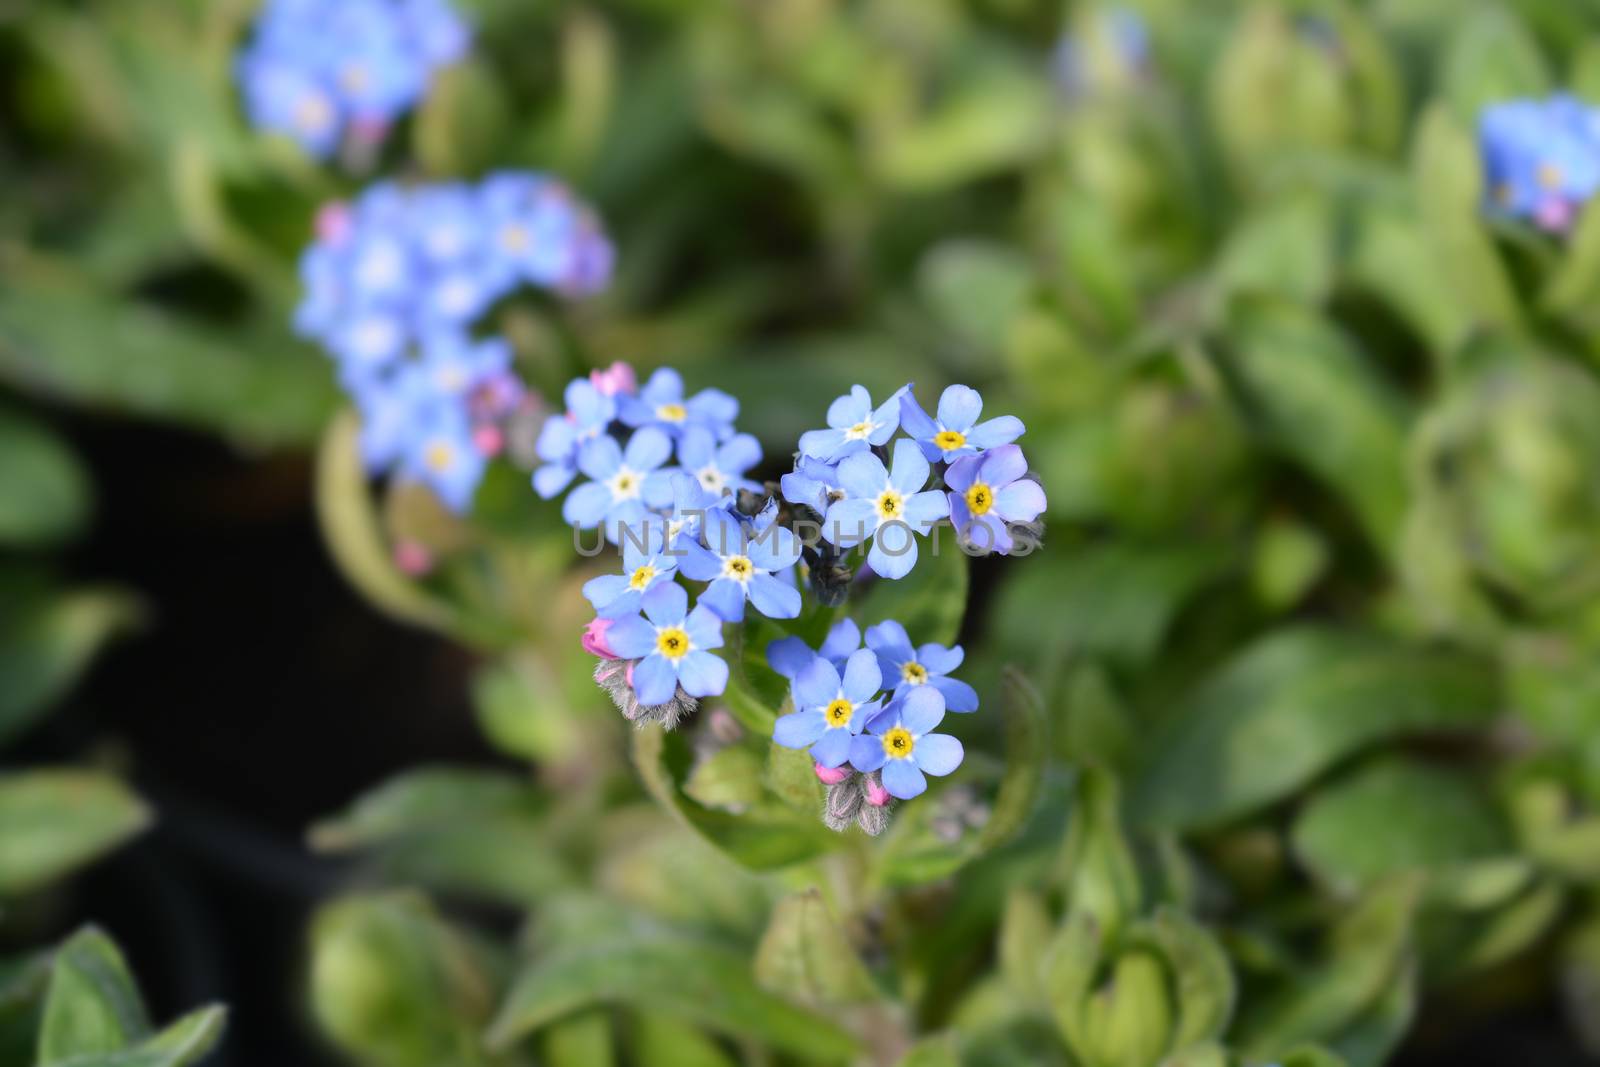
[608,467,642,500]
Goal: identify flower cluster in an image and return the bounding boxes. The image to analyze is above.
[294,176,613,511]
[781,382,1043,582]
[1481,94,1600,233]
[237,0,470,160]
[562,367,1044,828]
[768,619,976,807]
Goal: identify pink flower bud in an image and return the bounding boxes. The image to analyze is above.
[315,202,353,244]
[865,778,891,807]
[393,540,433,576]
[349,115,390,146]
[589,361,638,397]
[814,762,851,785]
[1538,197,1576,233]
[582,617,618,659]
[472,425,505,456]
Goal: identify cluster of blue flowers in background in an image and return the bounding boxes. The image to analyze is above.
[238,0,471,159]
[1480,94,1600,232]
[295,175,614,511]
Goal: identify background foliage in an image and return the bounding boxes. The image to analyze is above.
[6,0,1600,1064]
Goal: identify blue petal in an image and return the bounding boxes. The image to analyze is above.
[582,574,630,612]
[577,435,622,480]
[677,650,728,698]
[684,604,726,650]
[849,733,887,772]
[562,482,612,527]
[774,709,828,748]
[901,490,950,533]
[967,415,1025,450]
[632,654,678,706]
[888,439,931,496]
[994,479,1047,522]
[820,619,861,662]
[767,636,818,680]
[823,498,878,548]
[698,578,748,622]
[914,733,964,776]
[917,643,964,675]
[901,686,945,735]
[826,386,872,428]
[747,525,801,571]
[640,581,688,627]
[677,541,724,582]
[640,367,684,405]
[866,620,913,658]
[841,648,883,704]
[931,676,980,713]
[798,428,847,461]
[532,463,576,499]
[882,759,927,799]
[899,391,938,440]
[747,573,801,619]
[835,452,889,499]
[979,444,1028,486]
[676,425,716,468]
[624,426,673,471]
[810,728,853,768]
[718,434,762,475]
[943,454,981,493]
[868,525,918,580]
[605,615,656,659]
[701,507,745,559]
[936,384,983,432]
[794,657,842,710]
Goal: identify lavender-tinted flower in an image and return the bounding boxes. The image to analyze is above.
[237,0,470,159]
[900,384,1025,463]
[798,384,907,462]
[864,620,979,713]
[822,440,949,580]
[848,688,964,800]
[945,444,1049,556]
[601,583,729,706]
[1481,95,1600,232]
[619,368,739,440]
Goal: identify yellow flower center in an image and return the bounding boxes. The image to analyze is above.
[723,555,753,581]
[845,420,874,441]
[656,402,688,423]
[876,489,904,521]
[881,726,915,760]
[425,442,454,473]
[656,627,690,660]
[902,662,928,685]
[1539,162,1564,190]
[629,565,657,591]
[934,429,967,452]
[500,224,530,252]
[609,469,640,500]
[824,698,854,728]
[965,482,994,516]
[296,94,333,132]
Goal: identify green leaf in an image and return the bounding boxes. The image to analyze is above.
[307,767,570,905]
[0,588,142,744]
[0,772,150,897]
[1238,877,1422,1055]
[1439,5,1550,122]
[486,930,857,1061]
[872,67,1051,193]
[0,265,335,448]
[36,928,150,1062]
[851,539,968,649]
[896,1032,961,1067]
[918,240,1034,357]
[631,1013,738,1067]
[632,727,838,870]
[1062,768,1142,940]
[1410,104,1523,336]
[0,408,90,549]
[987,542,1232,671]
[753,889,877,1008]
[310,892,501,1067]
[1129,627,1499,831]
[1292,758,1511,897]
[1223,300,1409,554]
[1128,908,1236,1050]
[47,1006,229,1067]
[541,1010,616,1067]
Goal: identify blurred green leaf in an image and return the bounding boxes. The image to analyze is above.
[310,892,501,1067]
[1223,299,1409,554]
[0,266,336,448]
[487,927,857,1061]
[0,772,149,898]
[43,1006,228,1067]
[1439,5,1550,121]
[1292,758,1511,897]
[753,889,877,1008]
[36,927,149,1062]
[1130,627,1499,830]
[541,1010,616,1067]
[0,587,142,745]
[631,1012,737,1067]
[1062,767,1142,940]
[872,66,1051,193]
[0,408,90,549]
